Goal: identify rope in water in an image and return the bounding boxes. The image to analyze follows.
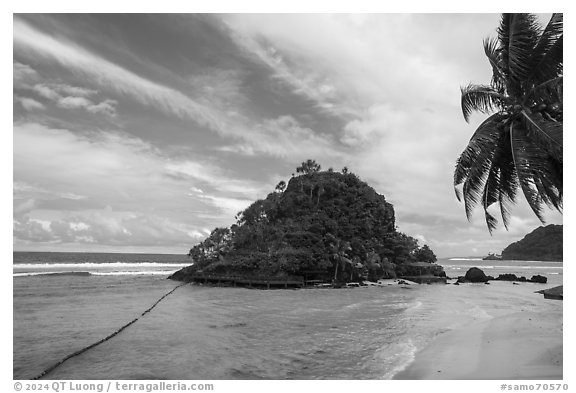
[32,282,189,380]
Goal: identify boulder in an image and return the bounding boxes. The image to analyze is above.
[464,267,489,283]
[530,275,548,284]
[496,273,519,281]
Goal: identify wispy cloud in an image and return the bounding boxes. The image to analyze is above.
[12,122,275,250]
[33,83,118,116]
[14,18,343,160]
[14,18,226,130]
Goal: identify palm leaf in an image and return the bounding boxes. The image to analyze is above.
[526,76,563,105]
[495,132,518,229]
[483,37,506,92]
[510,123,552,223]
[481,158,501,233]
[461,84,507,122]
[455,117,502,221]
[480,127,519,233]
[528,14,563,85]
[454,114,503,190]
[498,14,541,95]
[520,111,563,160]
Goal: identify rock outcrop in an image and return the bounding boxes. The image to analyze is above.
[463,267,489,283]
[456,269,548,284]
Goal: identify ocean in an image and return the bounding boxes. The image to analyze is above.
[13,252,563,380]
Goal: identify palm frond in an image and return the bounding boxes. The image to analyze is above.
[533,168,562,212]
[455,114,503,189]
[520,111,563,160]
[461,84,507,122]
[498,14,541,95]
[538,13,563,48]
[495,134,518,229]
[455,117,502,221]
[481,159,501,233]
[510,123,560,223]
[483,37,506,92]
[528,14,563,84]
[479,124,520,232]
[526,76,563,105]
[528,35,563,87]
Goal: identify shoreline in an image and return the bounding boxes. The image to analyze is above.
[393,302,563,380]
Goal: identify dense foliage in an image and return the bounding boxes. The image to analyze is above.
[183,162,437,282]
[455,14,563,232]
[501,224,562,261]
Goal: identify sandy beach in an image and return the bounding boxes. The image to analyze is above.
[395,282,563,380]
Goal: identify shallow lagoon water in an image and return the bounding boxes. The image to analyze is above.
[13,253,563,379]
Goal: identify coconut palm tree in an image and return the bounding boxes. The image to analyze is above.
[326,234,352,282]
[455,13,563,232]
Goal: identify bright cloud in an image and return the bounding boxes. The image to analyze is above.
[13,122,272,251]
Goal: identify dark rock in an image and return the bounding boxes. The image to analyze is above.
[530,275,548,284]
[453,282,460,285]
[484,282,490,285]
[456,276,466,283]
[486,275,495,281]
[519,276,527,282]
[464,267,489,283]
[496,273,519,281]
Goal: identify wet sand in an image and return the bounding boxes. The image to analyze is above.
[394,285,563,380]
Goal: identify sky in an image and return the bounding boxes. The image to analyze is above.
[12,13,563,257]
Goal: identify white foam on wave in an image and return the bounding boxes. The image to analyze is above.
[444,264,563,270]
[91,271,178,276]
[448,258,483,261]
[13,270,179,277]
[375,340,418,379]
[13,262,191,269]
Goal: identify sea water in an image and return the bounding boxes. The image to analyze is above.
[13,253,563,380]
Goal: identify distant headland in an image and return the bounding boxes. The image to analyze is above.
[501,224,563,261]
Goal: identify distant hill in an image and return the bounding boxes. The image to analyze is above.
[501,224,563,261]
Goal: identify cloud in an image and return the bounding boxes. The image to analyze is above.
[16,97,45,111]
[187,68,249,110]
[13,122,278,250]
[32,83,118,116]
[14,17,226,130]
[14,17,344,160]
[13,15,563,256]
[13,61,39,88]
[14,212,205,247]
